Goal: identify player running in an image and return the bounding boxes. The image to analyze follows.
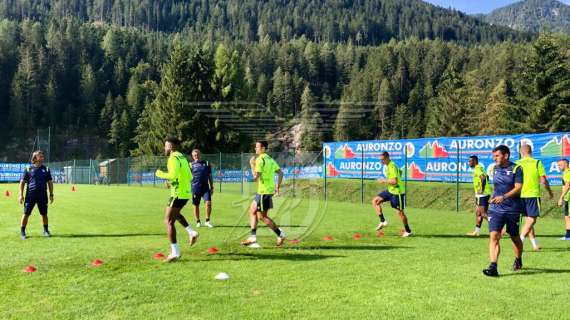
[18,150,54,239]
[557,159,570,240]
[190,149,214,228]
[372,151,412,237]
[155,138,198,262]
[240,141,287,247]
[467,155,492,236]
[482,145,524,277]
[516,144,553,251]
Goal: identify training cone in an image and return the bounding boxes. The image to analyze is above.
[376,230,385,237]
[71,185,76,192]
[289,239,300,244]
[207,247,219,254]
[5,190,10,197]
[153,252,165,260]
[352,233,362,240]
[323,235,333,241]
[23,265,37,273]
[215,272,230,281]
[91,259,104,267]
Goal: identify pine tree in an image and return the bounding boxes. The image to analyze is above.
[299,85,323,151]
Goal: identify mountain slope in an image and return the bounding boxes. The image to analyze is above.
[484,0,570,33]
[0,0,530,44]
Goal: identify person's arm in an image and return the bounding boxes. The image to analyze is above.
[156,156,178,181]
[559,181,570,207]
[541,176,554,199]
[47,168,54,204]
[275,168,284,196]
[250,156,260,182]
[208,164,214,194]
[18,179,25,204]
[479,174,486,194]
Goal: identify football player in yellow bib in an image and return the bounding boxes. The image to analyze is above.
[467,155,492,236]
[557,159,570,240]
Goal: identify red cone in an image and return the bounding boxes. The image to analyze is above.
[207,247,219,254]
[71,185,76,192]
[5,190,10,197]
[91,259,104,267]
[153,252,165,260]
[289,239,300,244]
[323,235,333,241]
[23,265,37,273]
[352,233,362,240]
[376,230,385,237]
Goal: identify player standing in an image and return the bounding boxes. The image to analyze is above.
[240,141,287,247]
[557,159,570,240]
[482,145,524,277]
[372,151,412,237]
[190,149,214,228]
[517,144,553,251]
[467,155,492,236]
[18,150,54,239]
[155,138,198,262]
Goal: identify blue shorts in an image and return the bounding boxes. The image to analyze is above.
[488,211,520,236]
[564,201,569,217]
[522,198,541,218]
[254,194,273,212]
[476,196,490,209]
[377,190,406,210]
[192,188,212,206]
[24,195,48,216]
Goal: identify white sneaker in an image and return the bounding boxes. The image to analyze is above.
[558,237,570,241]
[205,221,213,228]
[241,236,257,246]
[188,231,199,246]
[165,254,180,262]
[196,222,202,228]
[43,231,51,238]
[276,231,287,246]
[401,232,413,238]
[376,221,388,231]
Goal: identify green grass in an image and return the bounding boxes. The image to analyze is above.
[1,183,569,319]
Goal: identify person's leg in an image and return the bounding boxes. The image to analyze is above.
[506,213,524,270]
[483,211,503,276]
[20,201,34,239]
[373,191,391,230]
[38,201,50,236]
[489,231,501,265]
[175,200,198,245]
[164,206,180,261]
[204,189,213,227]
[192,193,201,226]
[205,201,212,221]
[258,209,286,246]
[241,199,259,245]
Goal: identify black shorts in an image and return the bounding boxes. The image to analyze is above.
[192,188,212,206]
[23,195,48,216]
[255,194,273,212]
[564,201,569,217]
[377,190,405,210]
[475,195,490,209]
[521,198,541,218]
[168,197,188,209]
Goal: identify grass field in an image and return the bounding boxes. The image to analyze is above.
[1,183,569,319]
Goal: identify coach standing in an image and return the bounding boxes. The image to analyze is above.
[18,150,54,240]
[483,145,524,277]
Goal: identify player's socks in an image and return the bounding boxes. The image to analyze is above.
[475,226,481,233]
[21,226,26,234]
[378,214,386,222]
[490,262,497,270]
[271,227,282,237]
[43,225,49,232]
[530,238,539,248]
[171,243,180,256]
[404,224,411,233]
[566,230,570,238]
[251,228,257,236]
[185,225,194,234]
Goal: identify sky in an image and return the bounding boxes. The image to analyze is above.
[423,0,570,14]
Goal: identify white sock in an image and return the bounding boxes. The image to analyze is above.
[531,238,538,247]
[520,235,525,241]
[171,243,180,256]
[475,227,481,233]
[185,226,194,234]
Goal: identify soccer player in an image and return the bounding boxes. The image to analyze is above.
[482,145,524,277]
[18,150,54,239]
[467,155,492,236]
[190,149,214,228]
[155,137,198,262]
[517,144,553,251]
[372,151,412,237]
[240,141,287,247]
[557,159,570,240]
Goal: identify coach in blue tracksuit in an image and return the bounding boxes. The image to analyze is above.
[482,145,524,277]
[191,149,214,228]
[18,150,54,239]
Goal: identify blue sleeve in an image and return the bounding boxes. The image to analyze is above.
[514,166,523,184]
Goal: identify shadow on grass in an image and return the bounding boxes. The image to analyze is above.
[196,252,344,262]
[414,234,486,239]
[206,225,307,228]
[501,267,570,277]
[51,233,163,238]
[298,245,410,251]
[532,247,570,252]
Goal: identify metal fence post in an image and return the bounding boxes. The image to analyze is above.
[89,159,92,185]
[361,148,364,205]
[73,159,76,185]
[323,147,327,202]
[456,145,460,212]
[219,152,222,193]
[240,152,244,195]
[404,144,408,207]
